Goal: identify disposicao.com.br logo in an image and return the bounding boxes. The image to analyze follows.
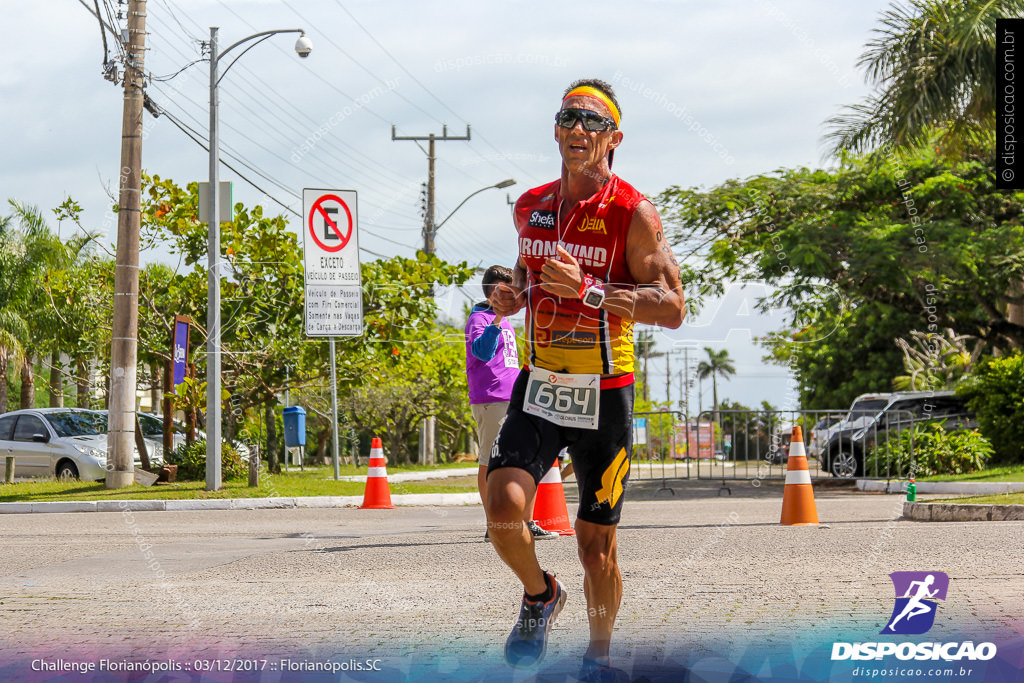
[831,571,997,663]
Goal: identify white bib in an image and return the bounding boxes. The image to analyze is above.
[523,370,600,430]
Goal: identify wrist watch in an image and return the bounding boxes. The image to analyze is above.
[578,274,606,309]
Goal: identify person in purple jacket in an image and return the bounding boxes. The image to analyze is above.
[466,265,556,542]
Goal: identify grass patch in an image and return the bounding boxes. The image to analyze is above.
[918,465,1024,483]
[0,466,477,502]
[929,492,1024,505]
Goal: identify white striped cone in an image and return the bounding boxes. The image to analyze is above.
[780,426,819,525]
[360,437,395,509]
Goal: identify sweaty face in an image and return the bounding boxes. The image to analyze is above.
[556,95,622,175]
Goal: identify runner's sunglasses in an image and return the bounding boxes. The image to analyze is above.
[555,108,617,132]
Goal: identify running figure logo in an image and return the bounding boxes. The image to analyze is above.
[882,571,949,635]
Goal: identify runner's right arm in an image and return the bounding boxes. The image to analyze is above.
[492,258,527,318]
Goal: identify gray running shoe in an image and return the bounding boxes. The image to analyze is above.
[504,571,566,668]
[528,520,558,540]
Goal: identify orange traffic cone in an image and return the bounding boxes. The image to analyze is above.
[780,426,819,526]
[533,458,575,536]
[360,437,395,510]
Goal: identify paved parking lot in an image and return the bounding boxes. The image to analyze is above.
[0,481,1021,680]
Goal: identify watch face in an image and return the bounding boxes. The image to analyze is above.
[584,288,604,308]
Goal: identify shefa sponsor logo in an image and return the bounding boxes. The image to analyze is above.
[578,216,607,234]
[831,642,996,662]
[830,571,997,663]
[528,210,557,229]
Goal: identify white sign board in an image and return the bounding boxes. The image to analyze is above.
[302,188,364,337]
[632,417,647,445]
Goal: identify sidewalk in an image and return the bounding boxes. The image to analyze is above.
[857,478,1024,494]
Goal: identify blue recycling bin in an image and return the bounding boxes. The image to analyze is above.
[282,406,306,448]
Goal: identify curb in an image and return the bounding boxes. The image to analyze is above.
[858,479,1024,495]
[0,492,482,514]
[336,467,478,483]
[903,500,1024,522]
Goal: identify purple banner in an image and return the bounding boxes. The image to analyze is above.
[172,318,189,387]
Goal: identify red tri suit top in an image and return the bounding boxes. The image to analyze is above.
[514,175,644,375]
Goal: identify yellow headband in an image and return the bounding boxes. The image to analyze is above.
[562,86,620,127]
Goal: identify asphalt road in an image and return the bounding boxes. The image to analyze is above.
[1,481,1021,681]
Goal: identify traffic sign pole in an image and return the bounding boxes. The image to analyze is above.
[330,336,340,481]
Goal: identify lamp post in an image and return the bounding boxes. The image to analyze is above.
[206,26,311,491]
[428,178,517,251]
[415,179,514,466]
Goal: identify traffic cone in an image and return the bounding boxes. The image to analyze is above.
[533,458,575,536]
[780,426,819,526]
[360,437,395,510]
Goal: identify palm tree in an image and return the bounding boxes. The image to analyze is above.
[825,0,1022,157]
[0,314,26,414]
[827,1,1024,338]
[634,329,665,403]
[695,347,735,424]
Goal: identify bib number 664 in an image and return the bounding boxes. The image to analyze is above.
[523,371,600,429]
[531,384,593,413]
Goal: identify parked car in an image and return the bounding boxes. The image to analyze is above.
[807,415,843,459]
[821,391,976,478]
[0,408,156,481]
[133,412,252,462]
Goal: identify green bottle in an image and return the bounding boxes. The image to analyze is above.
[906,478,916,502]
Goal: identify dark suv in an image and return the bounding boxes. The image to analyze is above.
[821,391,975,478]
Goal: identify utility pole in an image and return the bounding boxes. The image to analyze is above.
[107,0,147,489]
[390,125,471,255]
[391,124,469,467]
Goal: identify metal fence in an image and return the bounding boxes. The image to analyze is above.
[628,409,922,487]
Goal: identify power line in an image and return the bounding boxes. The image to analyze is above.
[329,0,535,183]
[148,6,422,192]
[160,107,301,217]
[157,105,414,255]
[279,0,444,127]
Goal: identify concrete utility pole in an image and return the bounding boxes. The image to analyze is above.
[390,125,471,255]
[107,0,147,489]
[391,124,469,468]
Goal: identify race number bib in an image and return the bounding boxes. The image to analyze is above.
[501,328,519,369]
[523,370,600,430]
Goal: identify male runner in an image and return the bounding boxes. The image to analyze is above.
[486,78,685,678]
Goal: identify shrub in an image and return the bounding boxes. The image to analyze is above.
[866,422,993,478]
[166,440,248,481]
[956,354,1024,464]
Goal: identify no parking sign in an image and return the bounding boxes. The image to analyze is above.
[302,188,363,337]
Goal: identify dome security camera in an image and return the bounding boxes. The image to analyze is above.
[295,33,313,58]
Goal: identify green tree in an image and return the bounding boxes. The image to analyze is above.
[956,353,1024,464]
[658,147,1024,408]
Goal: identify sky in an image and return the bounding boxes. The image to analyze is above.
[1,0,896,411]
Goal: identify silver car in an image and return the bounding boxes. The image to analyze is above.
[0,408,160,481]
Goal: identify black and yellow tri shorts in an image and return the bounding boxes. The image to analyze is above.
[488,369,634,526]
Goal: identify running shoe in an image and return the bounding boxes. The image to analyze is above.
[577,658,629,683]
[528,520,558,540]
[504,571,566,667]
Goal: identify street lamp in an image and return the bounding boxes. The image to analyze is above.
[432,178,517,237]
[417,178,515,466]
[206,26,311,491]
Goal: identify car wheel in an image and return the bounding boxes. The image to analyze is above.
[56,460,80,481]
[827,446,861,478]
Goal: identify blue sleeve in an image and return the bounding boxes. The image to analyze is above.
[471,324,502,361]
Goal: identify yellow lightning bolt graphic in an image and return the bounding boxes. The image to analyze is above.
[595,447,629,507]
